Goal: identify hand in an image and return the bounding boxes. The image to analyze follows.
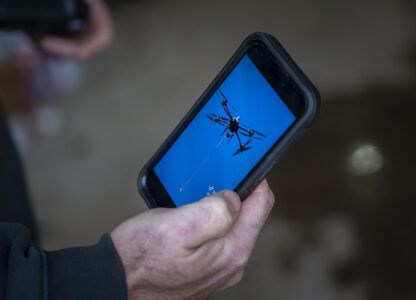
[37,0,113,60]
[111,180,275,300]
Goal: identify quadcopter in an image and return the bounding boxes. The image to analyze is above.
[207,89,266,156]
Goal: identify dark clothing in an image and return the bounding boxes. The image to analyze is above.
[0,105,37,241]
[1,223,127,300]
[0,107,127,299]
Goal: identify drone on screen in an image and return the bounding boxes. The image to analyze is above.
[207,89,266,156]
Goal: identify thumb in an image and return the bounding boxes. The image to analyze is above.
[171,190,241,249]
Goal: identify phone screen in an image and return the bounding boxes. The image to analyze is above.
[154,55,296,207]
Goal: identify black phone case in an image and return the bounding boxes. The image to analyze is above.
[138,32,321,209]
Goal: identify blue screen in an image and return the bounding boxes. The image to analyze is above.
[154,55,296,207]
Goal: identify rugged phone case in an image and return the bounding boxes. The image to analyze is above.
[138,32,321,208]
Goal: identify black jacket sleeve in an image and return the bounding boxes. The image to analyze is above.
[0,104,38,242]
[0,223,127,300]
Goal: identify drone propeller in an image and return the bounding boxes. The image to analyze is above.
[217,115,231,122]
[240,123,251,130]
[218,89,237,112]
[253,130,266,137]
[228,101,237,112]
[233,145,252,156]
[240,130,264,140]
[232,149,242,156]
[218,89,227,101]
[239,123,266,138]
[240,133,263,140]
[207,114,228,125]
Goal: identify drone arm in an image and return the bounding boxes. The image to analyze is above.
[217,120,230,126]
[235,131,243,148]
[222,101,233,119]
[238,126,266,138]
[239,127,251,134]
[227,133,234,144]
[207,114,230,127]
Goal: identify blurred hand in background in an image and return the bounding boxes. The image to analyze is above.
[111,180,275,299]
[37,0,113,60]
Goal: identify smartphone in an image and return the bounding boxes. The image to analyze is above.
[138,32,321,208]
[0,0,88,36]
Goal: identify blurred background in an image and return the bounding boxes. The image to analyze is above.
[1,0,415,299]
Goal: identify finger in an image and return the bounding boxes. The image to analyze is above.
[227,180,275,250]
[75,0,113,59]
[168,190,242,249]
[75,28,112,60]
[38,0,113,60]
[39,37,79,57]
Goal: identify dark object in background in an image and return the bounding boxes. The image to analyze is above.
[0,0,88,36]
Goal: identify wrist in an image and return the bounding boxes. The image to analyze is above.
[111,227,148,296]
